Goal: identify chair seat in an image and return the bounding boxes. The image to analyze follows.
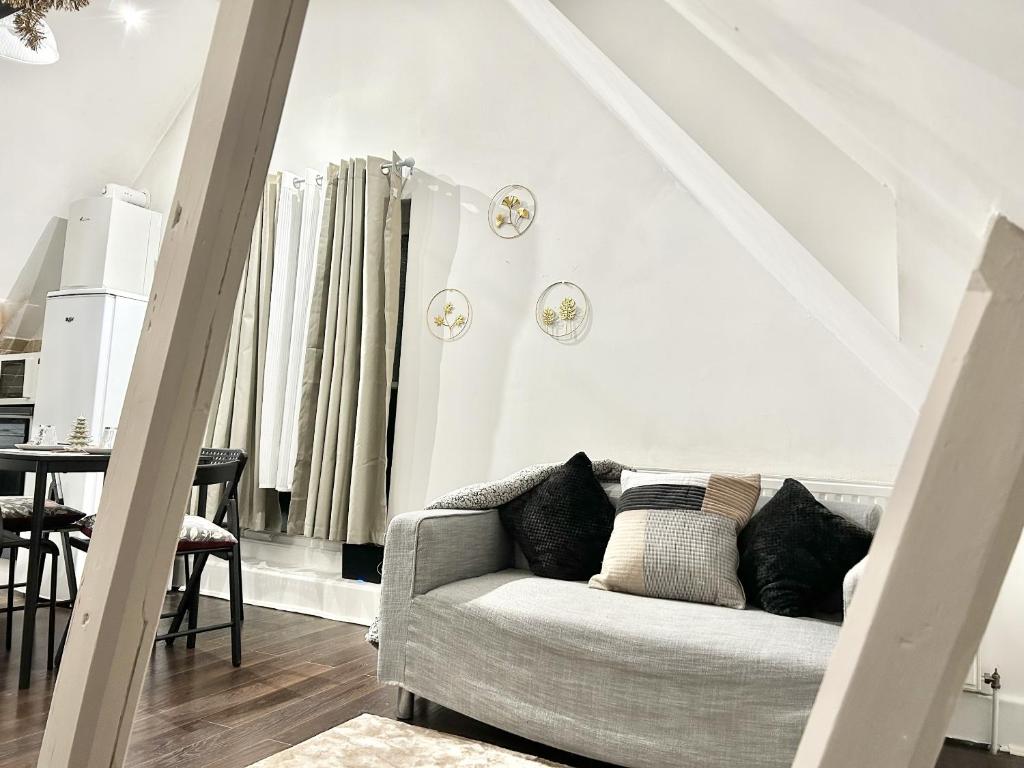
[0,496,84,532]
[76,513,237,552]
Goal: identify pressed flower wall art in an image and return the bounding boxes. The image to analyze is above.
[488,185,536,239]
[427,288,472,341]
[536,281,588,339]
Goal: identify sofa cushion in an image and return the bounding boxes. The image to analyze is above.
[738,478,873,617]
[404,569,839,768]
[418,569,839,670]
[589,470,759,609]
[498,452,614,580]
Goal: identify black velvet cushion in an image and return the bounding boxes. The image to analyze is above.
[499,452,615,580]
[738,478,872,617]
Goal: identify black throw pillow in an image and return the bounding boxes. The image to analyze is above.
[737,478,872,617]
[498,452,615,580]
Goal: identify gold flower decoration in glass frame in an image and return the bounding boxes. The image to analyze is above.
[536,281,588,339]
[427,288,472,342]
[488,184,536,239]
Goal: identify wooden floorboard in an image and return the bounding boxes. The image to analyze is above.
[0,594,1020,767]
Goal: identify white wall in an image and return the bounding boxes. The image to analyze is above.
[134,89,199,229]
[262,0,915,514]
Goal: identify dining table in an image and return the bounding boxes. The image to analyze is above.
[0,448,110,689]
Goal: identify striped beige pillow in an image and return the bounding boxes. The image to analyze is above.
[589,471,760,608]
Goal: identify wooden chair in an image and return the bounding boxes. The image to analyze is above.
[64,449,247,666]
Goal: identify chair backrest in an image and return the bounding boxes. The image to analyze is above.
[192,448,247,536]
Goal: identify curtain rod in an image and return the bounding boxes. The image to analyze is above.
[293,174,323,189]
[287,153,415,190]
[382,152,415,198]
[381,153,415,177]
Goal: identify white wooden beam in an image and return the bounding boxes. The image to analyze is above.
[508,0,929,410]
[794,214,1024,767]
[36,1,308,765]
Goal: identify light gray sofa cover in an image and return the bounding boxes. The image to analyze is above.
[377,490,881,768]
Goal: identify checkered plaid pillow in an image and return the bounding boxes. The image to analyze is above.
[589,470,760,609]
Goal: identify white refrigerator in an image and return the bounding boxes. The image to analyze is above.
[34,288,147,515]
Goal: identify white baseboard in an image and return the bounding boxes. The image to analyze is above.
[196,532,380,626]
[2,532,379,625]
[947,690,1024,756]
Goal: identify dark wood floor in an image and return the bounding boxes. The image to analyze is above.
[0,594,1020,768]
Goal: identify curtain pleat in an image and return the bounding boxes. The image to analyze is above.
[346,158,401,544]
[206,173,279,530]
[325,159,366,541]
[286,157,400,544]
[211,159,400,544]
[288,162,342,531]
[305,162,351,529]
[278,169,324,492]
[308,161,359,538]
[258,173,302,490]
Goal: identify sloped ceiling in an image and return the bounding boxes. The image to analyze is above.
[666,0,1024,362]
[0,0,215,338]
[544,0,1024,406]
[526,0,925,408]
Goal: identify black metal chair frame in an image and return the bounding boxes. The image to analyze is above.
[46,473,85,606]
[1,523,60,671]
[1,472,81,673]
[2,474,82,604]
[62,449,248,667]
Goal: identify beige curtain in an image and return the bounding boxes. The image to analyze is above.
[287,157,402,544]
[206,173,281,531]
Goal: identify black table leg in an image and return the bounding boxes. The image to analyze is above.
[19,463,47,690]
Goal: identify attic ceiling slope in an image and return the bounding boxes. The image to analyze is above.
[510,0,929,411]
[665,0,1024,368]
[552,0,901,341]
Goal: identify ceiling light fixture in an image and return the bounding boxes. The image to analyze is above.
[0,2,60,65]
[115,2,144,30]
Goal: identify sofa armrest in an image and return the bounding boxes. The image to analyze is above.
[378,508,512,683]
[843,556,867,615]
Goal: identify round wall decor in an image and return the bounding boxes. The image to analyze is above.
[536,281,588,339]
[488,185,536,239]
[427,288,472,341]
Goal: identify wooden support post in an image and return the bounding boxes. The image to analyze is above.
[794,215,1024,767]
[36,2,307,765]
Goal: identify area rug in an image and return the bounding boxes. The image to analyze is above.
[248,713,569,767]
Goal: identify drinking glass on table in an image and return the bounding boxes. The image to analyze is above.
[100,426,118,449]
[32,424,56,446]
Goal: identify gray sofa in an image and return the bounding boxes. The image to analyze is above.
[377,480,883,768]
